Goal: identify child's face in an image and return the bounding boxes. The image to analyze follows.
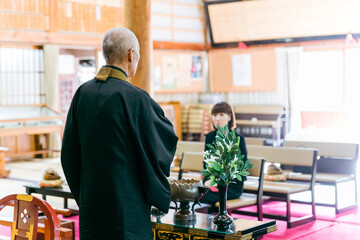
[212,112,231,129]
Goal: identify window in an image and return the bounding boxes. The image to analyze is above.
[0,48,45,105]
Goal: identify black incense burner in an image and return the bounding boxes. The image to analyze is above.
[170,179,209,222]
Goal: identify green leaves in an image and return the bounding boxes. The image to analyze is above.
[203,125,252,186]
[206,160,222,171]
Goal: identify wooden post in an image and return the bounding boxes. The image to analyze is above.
[43,44,61,157]
[124,0,152,94]
[0,147,10,178]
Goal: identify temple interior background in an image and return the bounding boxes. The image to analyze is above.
[1,0,360,239]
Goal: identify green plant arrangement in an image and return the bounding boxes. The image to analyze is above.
[201,125,252,227]
[201,125,252,186]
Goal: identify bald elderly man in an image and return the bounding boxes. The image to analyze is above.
[61,27,178,240]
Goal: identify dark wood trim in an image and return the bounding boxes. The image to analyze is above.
[3,30,358,51]
[153,41,210,51]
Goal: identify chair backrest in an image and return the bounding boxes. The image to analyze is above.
[180,152,204,172]
[284,140,359,175]
[0,194,60,240]
[245,137,265,146]
[174,141,205,157]
[247,145,318,188]
[247,145,317,167]
[284,140,358,159]
[248,156,266,178]
[178,152,204,179]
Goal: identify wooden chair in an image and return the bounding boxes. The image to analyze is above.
[172,141,205,172]
[245,137,266,146]
[214,157,266,221]
[178,152,204,180]
[284,140,359,213]
[175,141,205,157]
[0,194,60,240]
[246,145,318,228]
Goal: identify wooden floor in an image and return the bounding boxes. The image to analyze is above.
[0,158,78,219]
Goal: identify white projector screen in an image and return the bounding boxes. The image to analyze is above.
[205,0,360,46]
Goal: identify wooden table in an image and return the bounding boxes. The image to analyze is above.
[151,209,277,240]
[24,183,77,213]
[0,147,10,178]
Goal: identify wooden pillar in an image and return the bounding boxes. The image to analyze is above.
[43,44,61,157]
[44,44,60,110]
[124,0,152,94]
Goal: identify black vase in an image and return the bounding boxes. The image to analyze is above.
[213,184,233,226]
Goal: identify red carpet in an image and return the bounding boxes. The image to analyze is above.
[0,225,10,238]
[231,200,360,239]
[293,222,360,240]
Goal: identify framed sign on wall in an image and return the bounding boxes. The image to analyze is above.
[153,50,206,94]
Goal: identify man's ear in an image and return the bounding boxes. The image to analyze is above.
[128,48,135,63]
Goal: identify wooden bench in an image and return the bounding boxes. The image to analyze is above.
[246,145,318,228]
[24,184,77,213]
[245,137,266,146]
[234,105,287,146]
[284,140,359,213]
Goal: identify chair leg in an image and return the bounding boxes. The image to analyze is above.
[286,195,291,228]
[355,179,358,206]
[311,188,316,218]
[335,184,339,214]
[258,202,263,221]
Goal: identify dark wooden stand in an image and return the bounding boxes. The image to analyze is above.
[151,209,277,240]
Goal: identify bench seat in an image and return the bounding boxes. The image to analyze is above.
[284,171,355,183]
[245,180,310,194]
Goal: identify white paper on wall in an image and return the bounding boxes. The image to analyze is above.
[232,54,252,87]
[154,67,162,91]
[162,57,178,90]
[59,55,76,75]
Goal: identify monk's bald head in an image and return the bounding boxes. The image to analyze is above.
[102,27,139,65]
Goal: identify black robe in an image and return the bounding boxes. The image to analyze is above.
[201,130,248,204]
[61,66,178,240]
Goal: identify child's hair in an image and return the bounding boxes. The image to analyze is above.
[211,102,236,130]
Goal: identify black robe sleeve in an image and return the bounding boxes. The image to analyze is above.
[130,95,178,213]
[61,89,82,205]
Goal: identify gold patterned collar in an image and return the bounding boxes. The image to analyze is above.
[94,66,128,82]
